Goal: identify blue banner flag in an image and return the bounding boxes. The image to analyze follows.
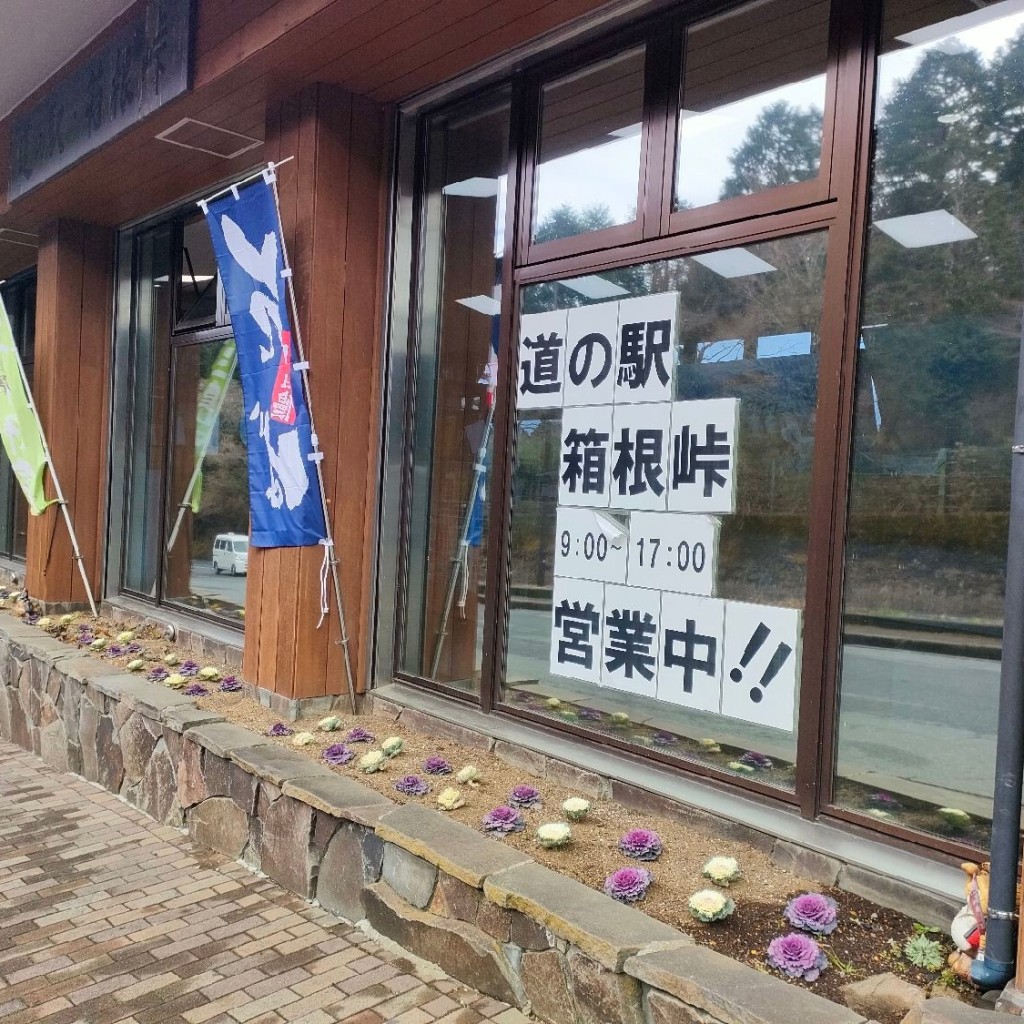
[203,177,326,548]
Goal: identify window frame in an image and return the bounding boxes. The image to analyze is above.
[384,0,993,861]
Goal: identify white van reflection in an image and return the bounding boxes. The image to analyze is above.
[212,533,249,576]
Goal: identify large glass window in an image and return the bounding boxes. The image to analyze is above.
[0,272,35,562]
[833,0,1024,847]
[505,233,827,789]
[401,96,510,692]
[121,213,247,626]
[675,0,830,211]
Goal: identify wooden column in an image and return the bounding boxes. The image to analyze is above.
[242,84,387,700]
[26,220,113,608]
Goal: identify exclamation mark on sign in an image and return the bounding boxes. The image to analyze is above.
[729,622,770,683]
[748,643,793,704]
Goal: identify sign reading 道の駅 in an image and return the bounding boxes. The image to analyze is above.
[528,293,802,734]
[8,0,193,201]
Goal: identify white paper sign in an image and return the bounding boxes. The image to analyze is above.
[668,397,739,514]
[720,601,801,732]
[550,576,605,684]
[554,506,628,584]
[609,402,672,510]
[602,583,660,697]
[658,593,725,714]
[564,302,618,407]
[627,511,718,595]
[614,292,677,405]
[559,404,613,508]
[518,309,567,409]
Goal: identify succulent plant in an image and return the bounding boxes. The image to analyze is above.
[604,866,652,903]
[509,784,542,809]
[323,743,354,766]
[423,755,453,776]
[784,893,839,936]
[318,716,342,732]
[688,889,736,923]
[904,934,944,971]
[562,797,590,821]
[436,787,465,810]
[702,856,741,887]
[482,806,525,834]
[394,775,429,796]
[536,823,571,849]
[767,933,827,981]
[618,828,662,861]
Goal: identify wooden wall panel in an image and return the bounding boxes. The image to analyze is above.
[26,220,113,607]
[243,83,385,698]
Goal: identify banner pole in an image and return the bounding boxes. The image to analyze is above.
[429,402,494,679]
[166,351,238,554]
[5,316,98,618]
[265,164,357,715]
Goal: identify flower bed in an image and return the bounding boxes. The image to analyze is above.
[0,601,982,1021]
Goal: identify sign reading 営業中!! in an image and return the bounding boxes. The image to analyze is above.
[525,292,802,733]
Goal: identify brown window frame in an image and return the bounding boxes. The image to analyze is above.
[391,0,990,862]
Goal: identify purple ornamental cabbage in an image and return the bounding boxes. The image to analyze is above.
[323,743,355,766]
[481,806,526,834]
[508,784,541,808]
[394,775,429,796]
[604,867,652,904]
[179,660,200,678]
[345,726,375,743]
[618,828,663,861]
[219,676,243,693]
[126,643,143,655]
[651,731,678,746]
[578,708,604,721]
[739,751,774,771]
[104,644,127,658]
[784,893,839,936]
[183,683,208,697]
[147,666,170,683]
[766,933,828,982]
[268,722,293,737]
[422,755,453,775]
[868,791,901,809]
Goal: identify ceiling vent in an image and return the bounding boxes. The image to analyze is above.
[155,118,262,159]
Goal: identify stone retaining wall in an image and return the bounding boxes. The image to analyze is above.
[0,618,990,1024]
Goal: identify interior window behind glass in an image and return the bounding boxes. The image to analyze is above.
[532,48,646,245]
[676,0,830,211]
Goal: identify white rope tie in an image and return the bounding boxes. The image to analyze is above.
[456,545,470,618]
[317,539,332,629]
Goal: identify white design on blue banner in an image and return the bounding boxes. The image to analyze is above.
[204,179,326,547]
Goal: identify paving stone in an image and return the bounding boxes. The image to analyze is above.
[376,804,531,889]
[382,844,438,910]
[624,945,866,1024]
[771,840,842,886]
[231,744,334,788]
[900,997,994,1024]
[484,862,685,971]
[0,741,515,1024]
[841,972,925,1019]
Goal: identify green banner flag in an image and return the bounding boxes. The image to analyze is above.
[189,339,237,513]
[0,297,55,516]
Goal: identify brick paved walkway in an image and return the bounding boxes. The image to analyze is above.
[0,742,527,1024]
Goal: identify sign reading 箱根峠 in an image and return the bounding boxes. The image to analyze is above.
[8,0,192,201]
[524,293,802,733]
